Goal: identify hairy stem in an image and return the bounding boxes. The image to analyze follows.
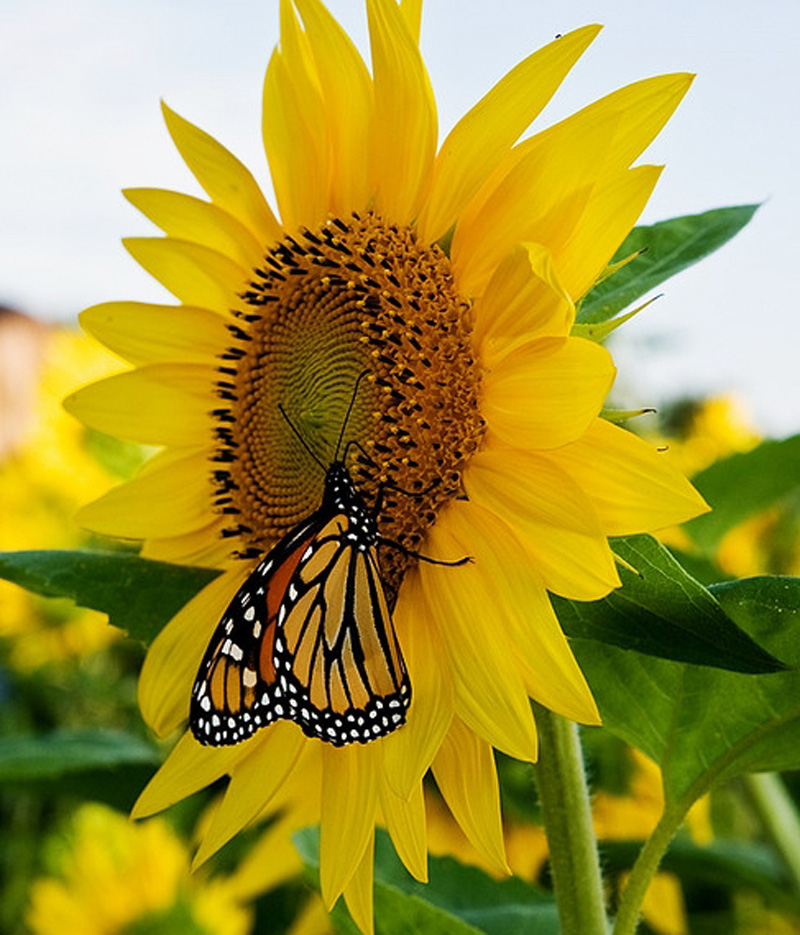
[532,705,609,935]
[612,804,686,935]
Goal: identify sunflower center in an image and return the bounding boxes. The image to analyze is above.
[212,212,484,597]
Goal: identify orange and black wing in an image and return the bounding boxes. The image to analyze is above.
[272,514,411,745]
[190,512,410,747]
[190,512,324,746]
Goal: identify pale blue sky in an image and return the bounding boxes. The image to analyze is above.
[2,1,799,434]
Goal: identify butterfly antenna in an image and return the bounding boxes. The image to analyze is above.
[278,404,325,472]
[334,369,370,461]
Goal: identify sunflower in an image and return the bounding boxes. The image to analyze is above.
[65,1,707,930]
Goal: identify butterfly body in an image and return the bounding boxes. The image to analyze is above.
[191,461,411,748]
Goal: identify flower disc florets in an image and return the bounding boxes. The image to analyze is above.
[212,212,484,597]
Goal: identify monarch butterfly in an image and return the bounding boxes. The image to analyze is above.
[190,376,466,747]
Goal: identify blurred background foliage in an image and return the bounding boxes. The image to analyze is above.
[2,309,800,935]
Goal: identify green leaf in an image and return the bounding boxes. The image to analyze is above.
[686,434,800,553]
[553,535,784,673]
[577,204,759,324]
[0,729,159,782]
[575,575,800,808]
[295,828,559,935]
[0,550,219,644]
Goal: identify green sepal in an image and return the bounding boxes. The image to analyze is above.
[571,295,660,342]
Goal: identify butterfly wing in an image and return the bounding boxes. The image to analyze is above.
[191,464,411,748]
[190,514,324,746]
[272,515,411,746]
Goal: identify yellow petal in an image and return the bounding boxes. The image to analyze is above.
[379,779,428,882]
[399,0,422,43]
[453,73,692,297]
[132,729,254,819]
[474,242,574,358]
[554,165,662,300]
[544,418,709,535]
[367,0,437,224]
[161,102,281,245]
[123,237,248,314]
[262,4,329,232]
[431,717,509,875]
[124,188,265,271]
[76,449,212,539]
[464,447,620,601]
[320,742,379,908]
[381,569,453,799]
[482,336,615,450]
[417,25,601,244]
[64,364,215,447]
[140,519,233,569]
[451,115,614,297]
[588,72,693,176]
[343,829,375,935]
[438,496,601,721]
[294,0,373,215]
[193,722,307,868]
[80,302,229,367]
[420,503,540,761]
[138,567,250,736]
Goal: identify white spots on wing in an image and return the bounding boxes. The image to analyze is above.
[229,643,243,662]
[243,668,257,688]
[244,606,255,622]
[200,695,211,712]
[253,621,262,638]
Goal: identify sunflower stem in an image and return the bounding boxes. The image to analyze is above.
[532,705,609,935]
[611,804,685,935]
[742,771,800,892]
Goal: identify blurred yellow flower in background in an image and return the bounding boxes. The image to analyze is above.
[26,804,252,935]
[650,394,800,577]
[0,316,139,669]
[657,394,760,478]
